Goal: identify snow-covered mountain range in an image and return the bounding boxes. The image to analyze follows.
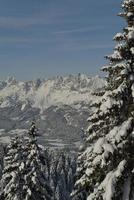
[0,74,105,150]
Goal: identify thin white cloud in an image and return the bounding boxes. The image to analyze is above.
[0,35,114,52]
[0,16,48,28]
[53,40,114,51]
[0,36,49,43]
[53,26,105,34]
[0,9,77,29]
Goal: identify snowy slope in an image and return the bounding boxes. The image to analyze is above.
[0,74,105,149]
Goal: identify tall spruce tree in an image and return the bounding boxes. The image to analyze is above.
[0,124,53,200]
[22,137,53,200]
[72,0,134,199]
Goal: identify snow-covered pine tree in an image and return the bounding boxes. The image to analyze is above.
[72,0,134,199]
[0,123,53,200]
[0,136,24,200]
[20,123,53,200]
[28,121,38,138]
[23,137,53,200]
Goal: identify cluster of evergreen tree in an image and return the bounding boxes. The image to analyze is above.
[72,0,134,199]
[0,136,53,200]
[0,123,76,200]
[49,151,76,200]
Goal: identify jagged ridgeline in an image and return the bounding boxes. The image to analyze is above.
[72,0,134,199]
[0,75,105,150]
[0,124,77,200]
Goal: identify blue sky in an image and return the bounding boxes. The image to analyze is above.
[0,0,124,80]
